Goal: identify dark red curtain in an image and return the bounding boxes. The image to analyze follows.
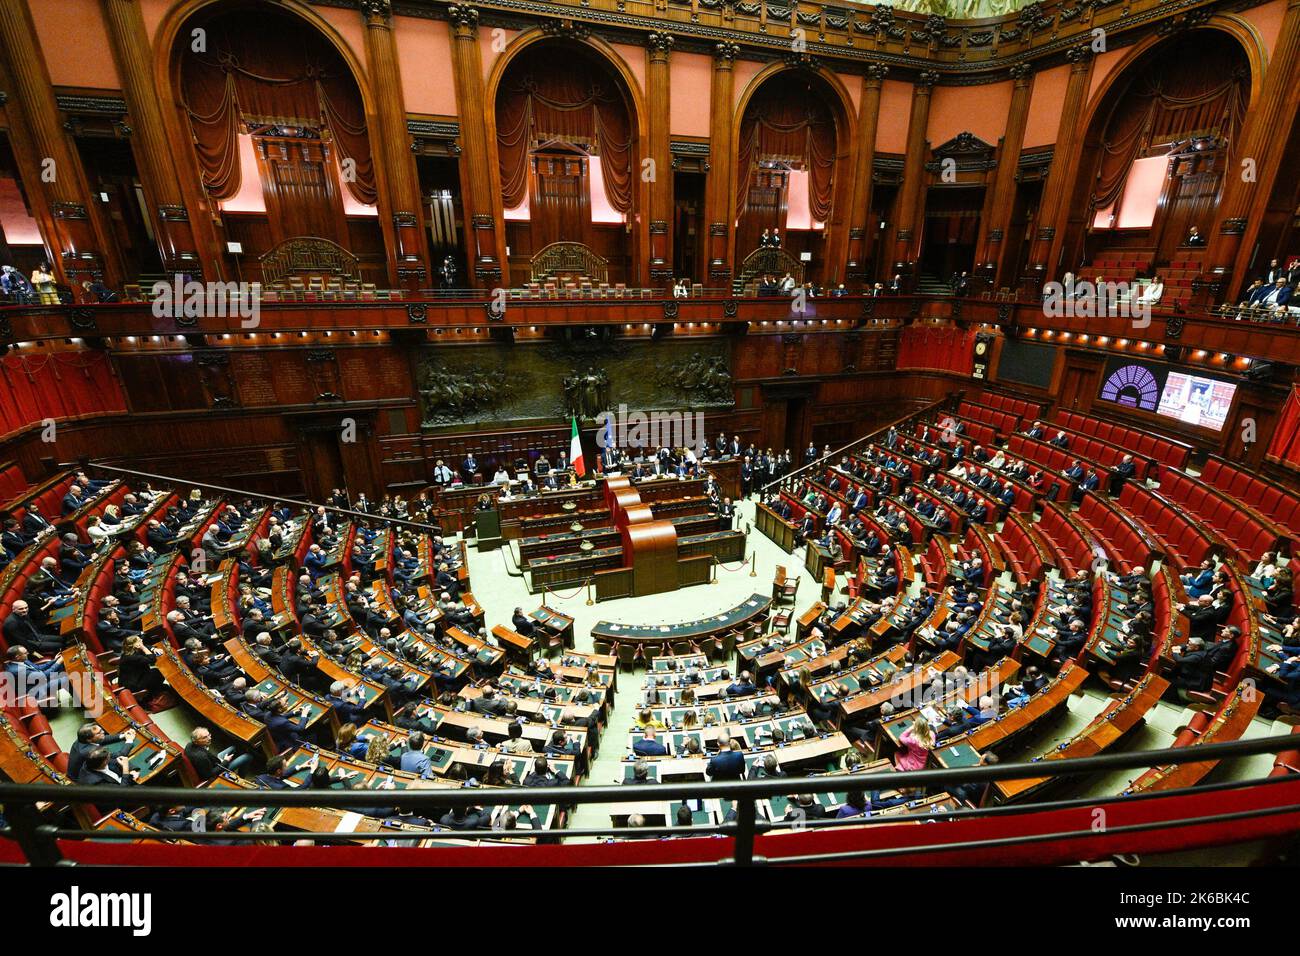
[1091,35,1248,212]
[179,8,376,205]
[496,45,634,213]
[1268,386,1300,469]
[896,326,975,375]
[0,352,125,438]
[735,78,837,222]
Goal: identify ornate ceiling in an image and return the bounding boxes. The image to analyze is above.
[882,0,1035,17]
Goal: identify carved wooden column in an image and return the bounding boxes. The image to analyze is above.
[1202,0,1300,302]
[0,0,120,285]
[1024,44,1093,292]
[447,3,504,287]
[646,32,674,286]
[976,62,1033,291]
[362,0,432,289]
[100,0,204,278]
[845,64,887,287]
[891,71,937,290]
[704,41,739,286]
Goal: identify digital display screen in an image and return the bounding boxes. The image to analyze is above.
[1098,360,1237,432]
[1157,372,1237,431]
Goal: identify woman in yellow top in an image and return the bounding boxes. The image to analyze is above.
[31,262,58,304]
[635,708,667,730]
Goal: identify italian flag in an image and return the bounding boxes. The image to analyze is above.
[569,415,586,477]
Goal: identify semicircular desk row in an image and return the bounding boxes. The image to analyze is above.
[590,593,772,655]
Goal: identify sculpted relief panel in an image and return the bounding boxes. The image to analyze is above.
[416,340,735,428]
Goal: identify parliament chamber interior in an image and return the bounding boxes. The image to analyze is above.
[1,0,1300,881]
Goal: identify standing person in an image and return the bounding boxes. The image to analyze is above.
[893,716,935,771]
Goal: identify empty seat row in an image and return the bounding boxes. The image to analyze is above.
[1158,469,1289,563]
[0,463,30,503]
[992,512,1051,583]
[957,401,1021,436]
[1055,410,1192,476]
[1117,483,1220,571]
[969,390,1043,422]
[1035,502,1096,577]
[919,535,951,592]
[1201,457,1300,538]
[1076,494,1156,575]
[1149,567,1186,660]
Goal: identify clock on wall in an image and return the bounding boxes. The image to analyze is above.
[972,333,993,379]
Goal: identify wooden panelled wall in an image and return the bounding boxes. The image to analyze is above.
[6,318,1300,506]
[0,328,945,501]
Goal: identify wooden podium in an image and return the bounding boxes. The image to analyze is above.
[605,477,680,597]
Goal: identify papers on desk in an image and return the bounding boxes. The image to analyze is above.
[335,812,364,833]
[920,705,946,727]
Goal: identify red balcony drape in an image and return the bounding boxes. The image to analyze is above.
[896,325,974,375]
[0,352,125,438]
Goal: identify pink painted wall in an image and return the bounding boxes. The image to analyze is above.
[929,82,1011,147]
[1023,64,1069,148]
[670,52,713,137]
[1241,0,1288,56]
[1088,48,1127,106]
[140,0,168,45]
[31,0,118,89]
[731,59,763,110]
[482,30,522,84]
[840,72,861,114]
[0,178,42,245]
[315,4,370,75]
[218,134,266,214]
[394,17,457,115]
[875,80,913,154]
[611,43,647,100]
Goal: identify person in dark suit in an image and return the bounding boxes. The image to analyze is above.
[68,723,136,781]
[632,729,668,757]
[77,747,138,786]
[1179,593,1230,640]
[185,726,255,779]
[1168,637,1217,698]
[726,671,756,696]
[264,699,313,752]
[439,803,488,831]
[522,756,568,788]
[511,607,536,638]
[254,754,312,789]
[22,504,52,539]
[61,486,86,516]
[706,739,746,780]
[3,600,62,655]
[95,608,142,654]
[325,681,368,726]
[784,793,828,822]
[1182,560,1217,599]
[470,687,507,716]
[1072,470,1100,504]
